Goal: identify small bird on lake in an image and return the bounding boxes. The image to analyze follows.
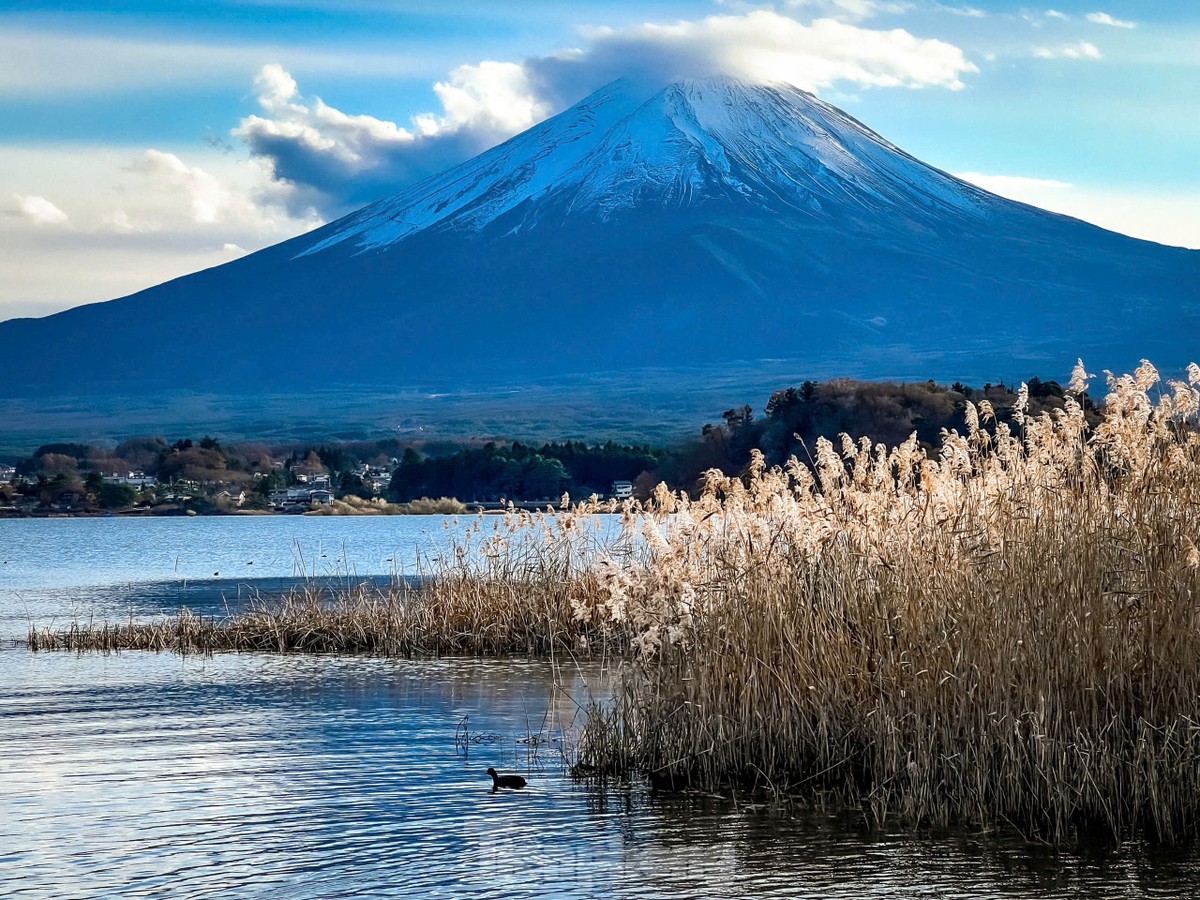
[487,767,527,792]
[647,768,690,792]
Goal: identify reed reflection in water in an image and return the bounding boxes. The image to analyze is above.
[2,651,1196,898]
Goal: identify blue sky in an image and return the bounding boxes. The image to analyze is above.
[1,1,1196,321]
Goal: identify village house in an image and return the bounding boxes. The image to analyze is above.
[366,473,391,493]
[360,465,393,493]
[104,471,157,487]
[51,489,85,511]
[295,472,332,488]
[269,486,335,508]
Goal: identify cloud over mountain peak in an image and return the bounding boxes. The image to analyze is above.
[235,10,977,221]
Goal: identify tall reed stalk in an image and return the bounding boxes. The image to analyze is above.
[576,360,1200,843]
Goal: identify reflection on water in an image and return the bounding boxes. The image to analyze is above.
[2,653,596,898]
[2,652,1198,899]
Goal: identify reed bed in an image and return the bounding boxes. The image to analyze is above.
[28,359,1200,842]
[303,495,467,515]
[572,360,1200,844]
[28,505,632,657]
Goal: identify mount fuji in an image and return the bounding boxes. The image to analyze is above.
[1,76,1196,441]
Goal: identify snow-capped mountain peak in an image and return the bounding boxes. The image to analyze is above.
[299,76,990,258]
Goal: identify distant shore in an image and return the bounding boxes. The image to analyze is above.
[0,499,570,519]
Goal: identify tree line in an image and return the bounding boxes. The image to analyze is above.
[2,375,1090,512]
[387,441,665,502]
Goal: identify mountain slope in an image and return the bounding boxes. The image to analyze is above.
[1,76,1196,430]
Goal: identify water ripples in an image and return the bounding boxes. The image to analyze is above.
[4,651,1198,898]
[3,653,591,898]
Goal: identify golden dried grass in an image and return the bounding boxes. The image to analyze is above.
[575,359,1200,843]
[303,495,468,515]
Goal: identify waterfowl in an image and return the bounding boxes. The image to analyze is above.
[647,768,690,792]
[487,767,527,792]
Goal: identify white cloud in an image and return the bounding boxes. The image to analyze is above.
[0,144,322,320]
[1021,9,1069,27]
[421,61,551,136]
[253,63,303,115]
[130,150,258,225]
[1033,41,1102,60]
[233,62,514,216]
[783,0,914,22]
[13,194,70,226]
[941,6,986,18]
[1086,12,1136,29]
[222,243,248,255]
[562,12,977,94]
[100,207,157,234]
[235,11,977,219]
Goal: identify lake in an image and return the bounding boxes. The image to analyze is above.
[0,516,465,640]
[2,516,1198,897]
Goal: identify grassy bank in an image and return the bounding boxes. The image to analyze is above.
[29,360,1200,843]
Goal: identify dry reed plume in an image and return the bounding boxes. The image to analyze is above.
[574,359,1200,844]
[304,495,467,516]
[29,359,1200,843]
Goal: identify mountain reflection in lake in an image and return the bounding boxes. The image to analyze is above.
[2,517,1199,897]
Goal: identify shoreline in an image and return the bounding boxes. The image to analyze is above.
[0,499,577,519]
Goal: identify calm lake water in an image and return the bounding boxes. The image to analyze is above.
[0,516,468,639]
[3,517,1199,897]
